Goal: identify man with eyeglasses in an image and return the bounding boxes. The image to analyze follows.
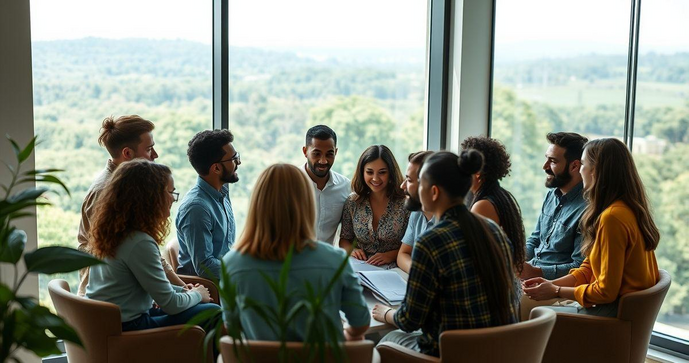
[77,115,191,296]
[176,129,240,279]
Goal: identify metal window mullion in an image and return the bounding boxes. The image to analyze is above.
[426,0,451,151]
[624,0,642,151]
[212,0,229,130]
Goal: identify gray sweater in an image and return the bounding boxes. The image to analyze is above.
[86,231,202,322]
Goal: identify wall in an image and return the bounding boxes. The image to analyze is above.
[0,0,40,362]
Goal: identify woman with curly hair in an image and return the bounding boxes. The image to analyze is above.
[86,159,218,331]
[461,136,526,273]
[339,145,410,266]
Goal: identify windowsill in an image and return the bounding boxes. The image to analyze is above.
[648,346,689,363]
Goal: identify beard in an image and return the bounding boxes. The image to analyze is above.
[307,159,331,178]
[221,163,239,184]
[545,162,572,188]
[404,191,423,211]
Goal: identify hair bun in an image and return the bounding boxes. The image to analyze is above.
[101,116,116,131]
[457,149,483,175]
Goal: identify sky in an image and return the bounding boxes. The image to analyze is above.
[30,0,688,58]
[30,0,427,49]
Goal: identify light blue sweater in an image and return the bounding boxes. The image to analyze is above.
[86,231,202,323]
[222,241,369,341]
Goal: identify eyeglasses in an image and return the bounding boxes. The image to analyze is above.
[169,191,179,202]
[217,151,241,164]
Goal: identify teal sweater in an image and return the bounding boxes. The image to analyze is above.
[222,241,369,341]
[86,231,202,322]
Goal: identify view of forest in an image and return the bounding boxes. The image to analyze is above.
[30,39,688,331]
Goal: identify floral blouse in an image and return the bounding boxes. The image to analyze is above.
[340,193,411,256]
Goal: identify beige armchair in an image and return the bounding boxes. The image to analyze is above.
[218,336,379,363]
[538,269,671,363]
[376,307,557,363]
[164,237,220,303]
[48,279,212,363]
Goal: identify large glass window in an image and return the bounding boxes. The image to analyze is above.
[227,0,428,231]
[491,0,689,352]
[632,0,689,342]
[491,0,631,234]
[30,0,212,309]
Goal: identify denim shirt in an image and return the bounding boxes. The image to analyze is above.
[526,182,586,280]
[176,177,235,279]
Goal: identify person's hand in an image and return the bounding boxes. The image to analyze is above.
[371,304,394,323]
[522,277,547,289]
[344,328,364,341]
[518,262,542,280]
[183,283,194,290]
[367,251,396,266]
[191,285,212,303]
[523,280,559,301]
[351,248,367,260]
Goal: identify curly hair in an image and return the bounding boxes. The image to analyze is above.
[90,160,172,259]
[351,145,405,202]
[460,136,511,182]
[461,136,526,272]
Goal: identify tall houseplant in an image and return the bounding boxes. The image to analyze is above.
[0,136,104,362]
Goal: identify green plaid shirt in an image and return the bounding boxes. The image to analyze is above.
[393,204,518,357]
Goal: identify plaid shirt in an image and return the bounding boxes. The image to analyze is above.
[393,204,518,357]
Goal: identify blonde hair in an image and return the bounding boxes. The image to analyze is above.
[234,164,316,260]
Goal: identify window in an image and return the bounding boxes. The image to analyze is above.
[30,0,212,309]
[632,0,689,343]
[226,0,429,231]
[491,0,689,355]
[491,0,631,231]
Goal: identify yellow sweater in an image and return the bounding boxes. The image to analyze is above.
[569,200,659,308]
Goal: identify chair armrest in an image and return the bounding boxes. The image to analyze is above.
[376,342,440,363]
[180,274,220,305]
[108,325,212,363]
[541,313,632,363]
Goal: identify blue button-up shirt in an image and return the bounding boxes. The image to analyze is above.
[176,177,235,279]
[526,182,586,280]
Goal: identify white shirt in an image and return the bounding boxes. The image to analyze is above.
[303,164,351,244]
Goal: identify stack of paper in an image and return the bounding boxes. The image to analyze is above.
[348,257,395,272]
[357,270,407,306]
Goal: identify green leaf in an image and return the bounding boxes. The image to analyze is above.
[0,228,26,264]
[0,200,51,216]
[17,136,37,163]
[181,308,220,335]
[27,305,82,346]
[7,136,21,158]
[12,309,62,357]
[23,169,63,175]
[18,175,70,197]
[24,246,104,274]
[5,187,49,205]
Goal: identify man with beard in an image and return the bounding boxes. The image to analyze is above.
[302,125,351,244]
[396,151,435,273]
[176,130,240,279]
[520,132,588,282]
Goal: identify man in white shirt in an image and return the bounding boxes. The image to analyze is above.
[302,125,351,244]
[397,151,435,273]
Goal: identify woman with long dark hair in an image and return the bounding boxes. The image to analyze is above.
[371,150,518,357]
[339,145,410,266]
[87,160,218,331]
[524,138,660,317]
[461,136,526,272]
